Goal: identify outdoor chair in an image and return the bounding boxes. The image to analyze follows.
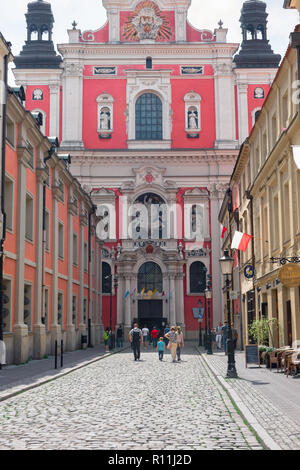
[280,349,294,374]
[269,350,281,371]
[286,350,300,378]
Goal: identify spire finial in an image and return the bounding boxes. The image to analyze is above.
[218,20,224,29]
[72,21,78,30]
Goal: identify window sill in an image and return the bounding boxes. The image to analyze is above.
[127,140,171,150]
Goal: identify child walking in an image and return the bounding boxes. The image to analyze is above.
[157,337,165,361]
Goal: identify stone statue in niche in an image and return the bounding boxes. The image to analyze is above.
[100,108,111,130]
[188,109,198,130]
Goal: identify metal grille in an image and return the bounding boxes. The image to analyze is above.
[138,262,163,293]
[135,93,163,141]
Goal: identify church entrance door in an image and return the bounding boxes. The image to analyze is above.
[138,300,165,333]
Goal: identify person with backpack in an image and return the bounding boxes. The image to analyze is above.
[129,323,143,361]
[117,325,123,348]
[103,327,110,352]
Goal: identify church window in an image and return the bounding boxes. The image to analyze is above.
[135,93,163,141]
[190,261,207,293]
[138,262,163,293]
[102,262,112,294]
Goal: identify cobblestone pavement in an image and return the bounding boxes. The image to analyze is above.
[0,345,263,450]
[203,351,300,450]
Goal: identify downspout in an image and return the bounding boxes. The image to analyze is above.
[246,191,256,326]
[0,52,9,368]
[88,203,96,347]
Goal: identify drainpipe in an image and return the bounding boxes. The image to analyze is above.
[88,203,96,348]
[0,52,9,368]
[246,191,256,326]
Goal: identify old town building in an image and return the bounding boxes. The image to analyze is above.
[2,86,101,364]
[221,27,300,349]
[12,0,281,339]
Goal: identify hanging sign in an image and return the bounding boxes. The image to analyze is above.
[279,263,300,288]
[244,265,255,279]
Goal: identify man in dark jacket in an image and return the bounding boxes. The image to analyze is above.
[129,323,143,361]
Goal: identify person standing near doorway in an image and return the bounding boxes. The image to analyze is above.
[129,323,143,361]
[216,322,223,350]
[117,325,123,348]
[165,326,179,363]
[176,326,184,362]
[142,325,149,348]
[164,324,170,347]
[151,326,159,349]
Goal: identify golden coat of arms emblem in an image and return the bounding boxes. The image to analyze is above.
[123,1,172,41]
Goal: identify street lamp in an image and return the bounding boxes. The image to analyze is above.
[205,288,213,355]
[105,273,118,349]
[198,298,203,347]
[219,250,238,379]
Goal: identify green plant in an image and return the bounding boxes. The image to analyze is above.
[249,318,280,347]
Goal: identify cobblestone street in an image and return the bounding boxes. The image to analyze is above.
[0,345,263,450]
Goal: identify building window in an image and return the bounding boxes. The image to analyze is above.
[138,262,163,293]
[58,222,64,259]
[4,176,14,232]
[190,261,207,293]
[135,93,162,141]
[6,116,15,147]
[24,284,32,331]
[84,242,88,272]
[73,233,78,266]
[44,288,49,330]
[45,210,50,251]
[72,295,77,325]
[2,278,12,333]
[26,141,35,169]
[102,262,112,294]
[146,57,152,69]
[25,193,34,242]
[58,292,63,326]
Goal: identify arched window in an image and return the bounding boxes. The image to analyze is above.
[138,262,163,293]
[190,261,207,293]
[135,93,162,141]
[102,262,112,293]
[133,193,166,239]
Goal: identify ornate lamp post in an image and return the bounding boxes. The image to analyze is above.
[198,298,203,347]
[205,288,213,355]
[219,250,238,378]
[105,273,118,349]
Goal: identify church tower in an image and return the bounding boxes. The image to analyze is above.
[14,0,62,138]
[234,0,281,144]
[14,0,62,69]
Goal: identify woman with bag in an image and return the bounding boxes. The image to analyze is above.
[164,326,179,363]
[176,326,184,362]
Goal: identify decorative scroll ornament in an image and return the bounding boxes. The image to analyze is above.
[123,1,171,41]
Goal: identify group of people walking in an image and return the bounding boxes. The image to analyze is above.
[128,323,184,362]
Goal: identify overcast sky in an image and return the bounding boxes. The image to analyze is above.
[1,0,299,85]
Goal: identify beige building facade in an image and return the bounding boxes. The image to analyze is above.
[231,40,300,348]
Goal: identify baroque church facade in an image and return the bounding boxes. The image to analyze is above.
[14,0,281,338]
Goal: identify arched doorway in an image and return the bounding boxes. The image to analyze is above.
[137,262,165,332]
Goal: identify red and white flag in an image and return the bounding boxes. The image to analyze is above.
[221,225,228,239]
[231,231,252,252]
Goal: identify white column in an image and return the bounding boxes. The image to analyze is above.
[124,275,132,328]
[175,7,187,42]
[14,148,30,364]
[237,81,249,144]
[107,8,120,42]
[49,83,60,138]
[176,272,185,327]
[214,61,238,149]
[61,62,84,149]
[51,170,61,353]
[66,187,76,351]
[169,275,176,325]
[33,166,48,359]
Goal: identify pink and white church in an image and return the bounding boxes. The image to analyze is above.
[13,0,280,338]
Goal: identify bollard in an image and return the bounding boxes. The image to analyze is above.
[61,340,63,368]
[54,340,58,369]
